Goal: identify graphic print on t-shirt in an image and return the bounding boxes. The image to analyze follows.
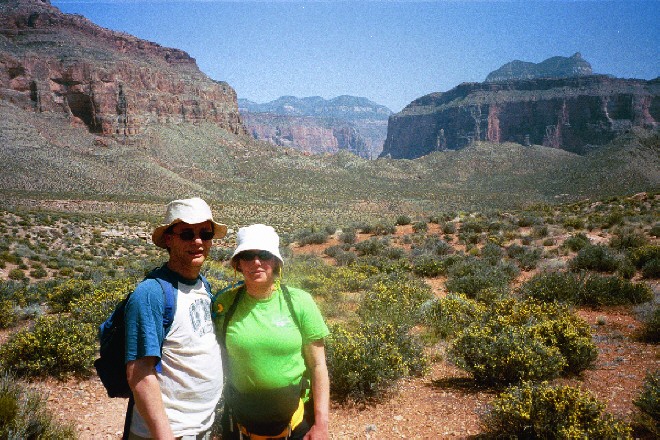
[190,297,214,337]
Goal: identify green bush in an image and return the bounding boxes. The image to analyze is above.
[637,307,660,343]
[354,237,388,256]
[481,381,632,439]
[7,268,25,281]
[563,232,591,251]
[506,244,543,270]
[395,214,411,226]
[326,322,428,401]
[634,370,660,437]
[47,278,94,313]
[449,299,597,385]
[69,277,136,327]
[641,258,660,278]
[570,244,620,273]
[411,254,447,277]
[445,258,517,298]
[357,272,432,328]
[0,371,77,439]
[520,272,652,306]
[609,229,648,250]
[0,315,96,378]
[412,221,428,233]
[580,274,653,306]
[422,294,485,339]
[0,299,18,329]
[442,222,456,234]
[338,227,357,244]
[519,271,582,304]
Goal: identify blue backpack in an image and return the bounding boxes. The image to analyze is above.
[94,265,211,398]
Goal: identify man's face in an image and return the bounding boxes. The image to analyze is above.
[164,221,214,269]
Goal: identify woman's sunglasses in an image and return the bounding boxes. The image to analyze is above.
[169,230,215,241]
[237,250,274,261]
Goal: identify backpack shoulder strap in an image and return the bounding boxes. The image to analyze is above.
[221,284,244,347]
[199,273,213,299]
[281,285,300,331]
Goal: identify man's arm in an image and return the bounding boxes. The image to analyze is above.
[127,356,174,440]
[302,340,329,440]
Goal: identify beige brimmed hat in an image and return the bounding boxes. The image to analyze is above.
[152,197,227,248]
[230,224,283,269]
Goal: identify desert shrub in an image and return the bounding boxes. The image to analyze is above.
[563,232,591,251]
[338,227,357,244]
[610,229,648,250]
[422,294,485,339]
[411,254,447,277]
[0,314,96,378]
[442,222,456,234]
[637,306,660,343]
[617,258,637,279]
[506,244,543,270]
[445,258,517,298]
[449,299,597,385]
[569,244,620,273]
[69,277,136,327]
[650,223,660,237]
[357,271,432,328]
[361,221,396,236]
[354,237,388,256]
[0,299,18,329]
[641,258,660,278]
[415,236,453,256]
[580,274,653,306]
[532,224,549,238]
[7,268,25,281]
[517,215,542,227]
[412,221,428,233]
[46,278,94,313]
[519,271,582,304]
[0,371,77,439]
[634,370,660,437]
[395,214,411,226]
[481,381,632,439]
[297,230,329,246]
[481,242,503,265]
[326,322,428,402]
[562,216,586,230]
[334,249,358,266]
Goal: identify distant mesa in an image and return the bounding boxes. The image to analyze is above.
[381,54,659,159]
[485,52,593,82]
[239,96,392,159]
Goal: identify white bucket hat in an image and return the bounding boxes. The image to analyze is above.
[152,197,227,248]
[230,224,283,269]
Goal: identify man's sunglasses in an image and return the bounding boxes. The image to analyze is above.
[169,230,215,241]
[236,250,274,261]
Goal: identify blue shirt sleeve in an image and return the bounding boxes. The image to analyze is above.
[124,278,165,363]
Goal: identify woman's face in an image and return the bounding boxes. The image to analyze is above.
[236,250,278,291]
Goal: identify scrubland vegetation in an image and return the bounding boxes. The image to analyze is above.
[0,190,658,437]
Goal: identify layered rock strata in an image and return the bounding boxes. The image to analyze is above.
[0,0,244,136]
[381,75,659,159]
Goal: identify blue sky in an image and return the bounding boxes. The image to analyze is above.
[51,1,660,112]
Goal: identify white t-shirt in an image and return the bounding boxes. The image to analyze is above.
[131,279,223,437]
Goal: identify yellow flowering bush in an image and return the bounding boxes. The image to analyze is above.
[449,299,597,385]
[481,381,632,439]
[0,315,96,379]
[326,322,428,402]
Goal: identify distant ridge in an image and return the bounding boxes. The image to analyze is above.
[239,95,392,158]
[238,95,392,120]
[486,52,593,82]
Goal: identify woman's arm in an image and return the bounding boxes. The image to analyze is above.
[303,340,329,440]
[127,357,174,440]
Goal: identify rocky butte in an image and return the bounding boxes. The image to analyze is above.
[239,95,392,159]
[0,0,244,137]
[381,53,659,159]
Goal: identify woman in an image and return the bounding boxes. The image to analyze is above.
[213,224,330,440]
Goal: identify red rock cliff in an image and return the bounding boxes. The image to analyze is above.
[0,0,245,136]
[381,75,659,159]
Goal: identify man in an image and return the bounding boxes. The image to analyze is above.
[124,197,227,439]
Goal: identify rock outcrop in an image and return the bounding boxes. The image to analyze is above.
[239,96,391,158]
[0,0,244,136]
[485,52,593,82]
[381,75,659,159]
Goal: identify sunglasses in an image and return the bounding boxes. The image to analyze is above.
[169,229,215,241]
[237,250,274,261]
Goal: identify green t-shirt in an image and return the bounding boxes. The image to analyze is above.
[213,284,329,393]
